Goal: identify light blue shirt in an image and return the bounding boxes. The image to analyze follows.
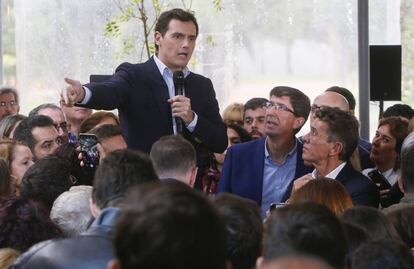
[261,137,298,217]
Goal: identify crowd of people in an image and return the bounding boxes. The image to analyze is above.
[0,7,414,269]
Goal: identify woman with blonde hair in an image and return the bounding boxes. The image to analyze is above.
[290,178,354,216]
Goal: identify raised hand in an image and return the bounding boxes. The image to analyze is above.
[61,77,85,106]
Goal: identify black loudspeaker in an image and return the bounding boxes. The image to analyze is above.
[369,45,401,101]
[89,74,112,83]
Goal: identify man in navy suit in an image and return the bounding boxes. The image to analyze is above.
[293,107,379,207]
[218,86,313,216]
[61,9,227,177]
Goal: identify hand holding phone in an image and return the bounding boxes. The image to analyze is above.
[78,133,100,168]
[368,169,391,191]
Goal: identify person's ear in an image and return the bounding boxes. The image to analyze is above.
[189,166,198,188]
[107,259,121,269]
[293,117,305,130]
[329,141,344,158]
[89,197,101,218]
[97,143,106,160]
[256,256,264,269]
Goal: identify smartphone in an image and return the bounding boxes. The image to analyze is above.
[79,133,100,168]
[368,169,392,191]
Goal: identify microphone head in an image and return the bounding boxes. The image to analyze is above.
[173,71,185,85]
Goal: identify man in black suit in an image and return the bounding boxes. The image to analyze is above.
[293,107,379,207]
[61,9,227,171]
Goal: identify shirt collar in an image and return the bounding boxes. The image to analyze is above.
[264,137,298,161]
[311,162,347,179]
[153,54,190,78]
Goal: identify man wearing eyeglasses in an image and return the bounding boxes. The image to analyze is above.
[29,103,69,143]
[218,86,313,217]
[0,87,20,120]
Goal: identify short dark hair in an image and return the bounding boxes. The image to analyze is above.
[244,98,268,112]
[89,124,123,143]
[269,86,311,133]
[28,103,63,118]
[150,135,196,179]
[92,149,158,209]
[383,104,414,120]
[213,193,262,269]
[0,197,63,252]
[20,155,72,211]
[314,107,359,161]
[0,86,19,104]
[113,180,227,269]
[326,86,356,111]
[263,202,346,269]
[154,8,198,52]
[13,115,55,151]
[79,111,120,134]
[350,240,414,269]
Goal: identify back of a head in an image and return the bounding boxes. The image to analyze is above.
[350,240,414,269]
[387,205,414,249]
[289,178,354,216]
[50,185,93,237]
[20,155,72,211]
[260,256,333,269]
[213,193,263,269]
[89,123,122,142]
[112,180,227,269]
[400,136,414,193]
[341,206,401,243]
[150,135,196,181]
[325,86,356,111]
[92,149,159,209]
[263,202,346,269]
[80,111,120,134]
[383,104,414,120]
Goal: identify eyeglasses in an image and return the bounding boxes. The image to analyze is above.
[54,122,69,132]
[311,104,329,113]
[264,101,296,115]
[0,101,17,107]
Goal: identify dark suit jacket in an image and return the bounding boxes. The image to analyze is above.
[217,137,312,206]
[335,163,380,207]
[82,57,227,154]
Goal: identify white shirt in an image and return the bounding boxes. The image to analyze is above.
[311,162,347,179]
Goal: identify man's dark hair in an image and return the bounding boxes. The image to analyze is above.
[0,86,19,104]
[150,135,196,179]
[20,155,72,211]
[92,149,158,209]
[269,86,311,133]
[79,111,120,133]
[154,8,198,52]
[28,103,63,118]
[350,240,414,269]
[89,124,123,143]
[326,86,356,111]
[113,180,227,269]
[213,193,263,269]
[383,104,414,120]
[13,115,54,151]
[400,137,414,193]
[314,107,359,161]
[244,98,268,112]
[263,202,346,269]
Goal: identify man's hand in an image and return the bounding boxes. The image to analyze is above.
[169,95,194,124]
[292,173,313,194]
[61,77,85,106]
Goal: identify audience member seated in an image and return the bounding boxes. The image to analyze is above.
[0,140,34,196]
[0,248,20,269]
[20,155,73,212]
[0,197,63,252]
[60,102,92,137]
[362,116,409,208]
[89,124,127,160]
[213,193,263,269]
[29,103,69,143]
[150,135,197,187]
[259,255,333,269]
[218,86,312,217]
[13,115,61,161]
[0,159,15,197]
[108,180,228,269]
[294,107,379,207]
[387,205,414,250]
[382,103,414,121]
[0,114,26,139]
[222,102,244,126]
[289,178,354,216]
[0,87,20,121]
[350,240,414,269]
[79,111,119,134]
[341,206,402,243]
[12,149,159,268]
[50,185,93,237]
[243,97,268,139]
[261,202,346,269]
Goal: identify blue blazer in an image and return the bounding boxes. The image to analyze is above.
[83,57,227,154]
[217,137,312,205]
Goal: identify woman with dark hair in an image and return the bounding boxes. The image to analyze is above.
[0,158,15,197]
[0,197,63,252]
[0,114,27,139]
[79,111,120,134]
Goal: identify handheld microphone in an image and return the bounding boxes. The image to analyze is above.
[173,71,185,134]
